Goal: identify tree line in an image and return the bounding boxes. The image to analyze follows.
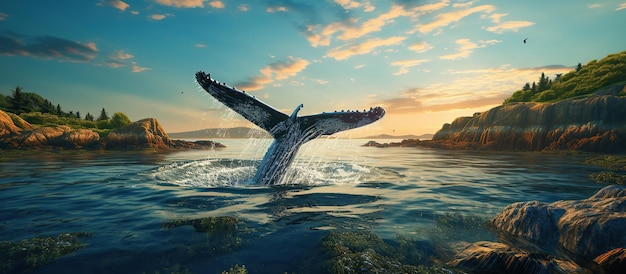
[0,86,131,129]
[504,51,626,104]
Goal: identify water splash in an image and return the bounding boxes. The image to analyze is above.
[145,158,371,188]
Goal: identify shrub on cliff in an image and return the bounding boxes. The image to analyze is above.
[505,51,626,104]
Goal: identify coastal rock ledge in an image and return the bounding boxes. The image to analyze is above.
[431,94,626,152]
[0,109,223,150]
[449,185,626,273]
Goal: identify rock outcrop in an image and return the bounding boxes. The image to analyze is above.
[449,185,626,273]
[430,93,626,152]
[447,241,581,274]
[0,110,32,137]
[105,118,174,149]
[0,110,223,150]
[490,185,626,261]
[0,113,100,149]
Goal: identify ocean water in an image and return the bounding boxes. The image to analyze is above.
[0,139,605,273]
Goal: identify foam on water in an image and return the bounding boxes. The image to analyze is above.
[145,158,371,187]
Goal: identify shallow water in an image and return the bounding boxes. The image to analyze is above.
[0,139,605,273]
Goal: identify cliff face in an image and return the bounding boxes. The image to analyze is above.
[432,95,626,152]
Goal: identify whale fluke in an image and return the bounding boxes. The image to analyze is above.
[196,71,385,185]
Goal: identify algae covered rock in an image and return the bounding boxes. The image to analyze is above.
[0,232,91,273]
[447,241,580,274]
[321,230,450,274]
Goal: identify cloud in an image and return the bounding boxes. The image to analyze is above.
[234,57,310,91]
[408,41,433,53]
[335,0,375,12]
[306,4,409,47]
[131,62,151,73]
[98,0,130,11]
[587,4,603,9]
[238,4,250,12]
[0,12,9,21]
[0,31,98,62]
[486,20,534,34]
[439,39,500,60]
[195,43,207,48]
[617,3,626,11]
[209,1,225,9]
[376,65,571,115]
[413,4,495,34]
[104,50,150,73]
[488,13,507,23]
[326,36,406,60]
[391,59,429,75]
[154,0,204,8]
[150,14,168,20]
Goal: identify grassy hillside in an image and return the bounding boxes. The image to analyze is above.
[504,51,626,104]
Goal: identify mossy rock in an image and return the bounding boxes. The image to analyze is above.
[0,232,91,273]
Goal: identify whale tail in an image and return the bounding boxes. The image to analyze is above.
[195,71,385,139]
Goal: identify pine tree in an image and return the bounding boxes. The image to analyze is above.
[522,83,531,91]
[576,63,582,72]
[97,108,109,121]
[537,72,550,92]
[85,113,94,121]
[10,86,25,114]
[76,111,81,119]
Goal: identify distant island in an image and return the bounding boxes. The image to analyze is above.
[366,50,626,153]
[169,127,432,140]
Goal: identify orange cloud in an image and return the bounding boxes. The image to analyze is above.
[440,39,501,60]
[150,14,167,20]
[99,0,130,11]
[391,59,429,75]
[154,0,204,8]
[408,41,433,53]
[209,1,225,9]
[326,36,406,60]
[234,57,310,91]
[375,65,572,115]
[486,20,535,34]
[616,3,626,10]
[131,62,151,73]
[306,4,409,47]
[413,4,495,34]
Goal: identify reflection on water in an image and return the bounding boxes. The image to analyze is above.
[0,139,605,273]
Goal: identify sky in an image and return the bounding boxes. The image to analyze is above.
[1,0,625,137]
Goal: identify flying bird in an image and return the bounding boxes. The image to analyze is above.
[523,38,528,44]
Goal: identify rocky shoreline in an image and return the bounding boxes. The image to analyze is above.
[365,92,626,153]
[0,110,224,151]
[447,184,626,273]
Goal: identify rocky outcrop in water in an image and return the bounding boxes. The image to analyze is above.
[0,112,100,149]
[447,241,581,274]
[105,118,224,150]
[0,109,223,150]
[428,91,626,152]
[450,185,626,273]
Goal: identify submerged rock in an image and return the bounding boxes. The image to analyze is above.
[593,247,626,273]
[491,185,626,261]
[447,241,581,274]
